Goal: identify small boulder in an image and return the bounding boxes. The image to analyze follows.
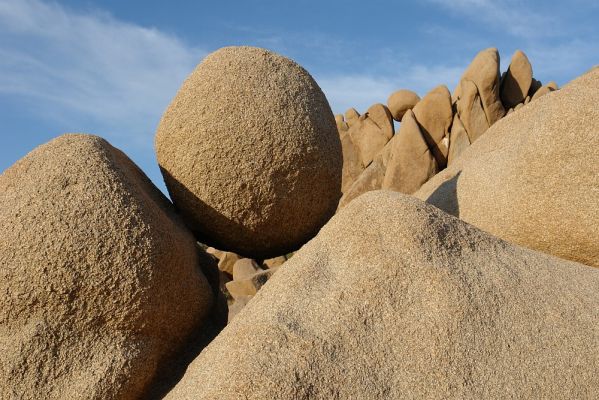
[412,85,453,168]
[232,258,262,281]
[454,48,505,126]
[387,89,421,121]
[382,109,439,194]
[500,50,533,109]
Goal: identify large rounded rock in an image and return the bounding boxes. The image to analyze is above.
[155,46,342,259]
[0,134,213,399]
[165,191,599,399]
[417,68,599,267]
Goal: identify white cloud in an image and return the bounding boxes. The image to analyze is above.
[0,0,204,146]
[316,64,464,115]
[427,0,558,38]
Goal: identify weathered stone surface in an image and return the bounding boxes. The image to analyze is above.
[0,134,213,400]
[340,130,364,193]
[417,68,599,267]
[338,140,393,209]
[166,191,599,399]
[263,256,287,269]
[531,84,556,101]
[456,79,490,143]
[387,89,420,121]
[225,268,277,300]
[455,48,505,126]
[232,258,262,281]
[382,109,438,194]
[412,85,453,168]
[335,114,349,133]
[528,77,543,97]
[366,103,394,139]
[155,46,342,259]
[349,115,390,168]
[447,113,471,166]
[216,251,240,276]
[344,108,360,127]
[500,50,533,108]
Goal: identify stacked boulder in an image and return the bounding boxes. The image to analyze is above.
[337,48,559,208]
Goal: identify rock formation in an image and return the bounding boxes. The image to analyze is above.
[155,46,342,259]
[337,48,561,206]
[416,67,599,267]
[165,191,599,399]
[0,134,214,400]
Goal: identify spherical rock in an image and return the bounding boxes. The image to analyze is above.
[0,134,213,399]
[155,46,342,259]
[386,89,420,121]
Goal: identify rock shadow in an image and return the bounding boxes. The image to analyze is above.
[425,171,461,218]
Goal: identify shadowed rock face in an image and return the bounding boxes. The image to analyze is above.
[0,134,214,400]
[155,46,342,259]
[417,67,599,268]
[164,191,599,399]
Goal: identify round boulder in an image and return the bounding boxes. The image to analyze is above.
[155,46,342,259]
[386,89,420,121]
[0,134,213,399]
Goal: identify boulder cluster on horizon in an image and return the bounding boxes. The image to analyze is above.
[0,45,597,399]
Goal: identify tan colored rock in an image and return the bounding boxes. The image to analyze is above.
[456,79,490,143]
[547,81,559,90]
[263,256,287,269]
[217,251,240,275]
[382,109,438,194]
[366,103,394,139]
[155,46,342,259]
[531,84,556,101]
[417,68,599,267]
[528,77,543,97]
[340,130,364,193]
[166,191,599,399]
[344,108,360,127]
[0,134,213,400]
[455,48,505,125]
[447,113,471,166]
[225,268,277,300]
[337,146,389,209]
[349,115,390,168]
[232,258,262,281]
[335,114,349,133]
[387,89,420,121]
[500,50,533,108]
[524,95,531,104]
[227,295,253,323]
[412,85,453,168]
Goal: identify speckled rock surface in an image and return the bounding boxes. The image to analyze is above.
[417,68,599,267]
[0,134,213,400]
[454,48,505,126]
[165,191,599,399]
[155,46,342,259]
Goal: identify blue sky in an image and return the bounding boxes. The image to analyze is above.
[1,0,598,193]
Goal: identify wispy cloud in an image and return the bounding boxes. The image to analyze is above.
[317,64,464,115]
[0,0,204,146]
[426,0,558,38]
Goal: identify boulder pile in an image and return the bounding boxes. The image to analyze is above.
[336,48,559,207]
[1,45,597,399]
